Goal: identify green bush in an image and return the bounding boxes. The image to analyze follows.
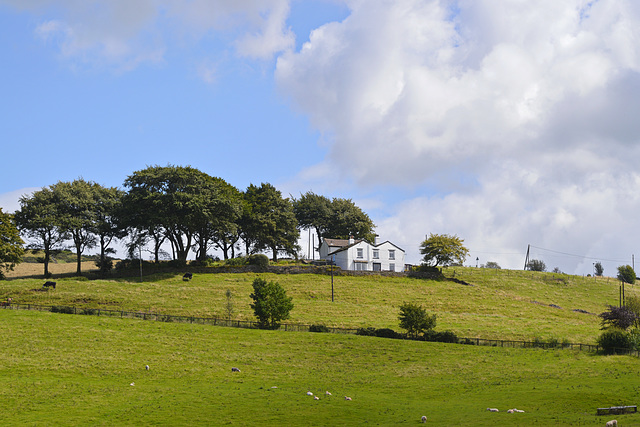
[597,329,630,354]
[627,329,640,351]
[51,306,75,314]
[250,278,293,329]
[356,327,377,337]
[224,257,247,267]
[95,257,113,272]
[422,330,458,343]
[309,324,330,333]
[375,328,401,339]
[248,254,270,270]
[80,308,98,315]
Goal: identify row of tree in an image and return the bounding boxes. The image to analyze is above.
[4,165,376,277]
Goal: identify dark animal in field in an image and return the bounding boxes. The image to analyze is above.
[231,367,240,372]
[183,273,193,281]
[43,281,56,289]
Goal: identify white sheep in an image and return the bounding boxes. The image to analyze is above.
[345,396,352,401]
[507,409,514,413]
[130,382,135,386]
[606,420,618,427]
[314,396,320,400]
[145,365,149,371]
[307,391,313,396]
[421,415,427,423]
[325,391,332,396]
[231,367,240,372]
[514,409,525,413]
[486,408,499,412]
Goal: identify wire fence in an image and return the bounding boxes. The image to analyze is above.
[2,302,638,356]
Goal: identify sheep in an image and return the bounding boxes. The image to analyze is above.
[486,408,499,412]
[42,281,56,289]
[183,273,193,281]
[231,367,240,372]
[325,391,332,396]
[421,415,427,423]
[514,409,525,413]
[507,409,514,413]
[314,396,320,400]
[130,382,135,386]
[344,396,352,401]
[307,391,313,396]
[145,365,149,371]
[606,421,618,427]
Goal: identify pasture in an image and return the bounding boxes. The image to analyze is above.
[1,265,639,425]
[1,309,639,426]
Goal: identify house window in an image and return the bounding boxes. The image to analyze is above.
[373,249,379,259]
[389,250,395,260]
[373,263,381,271]
[357,248,364,259]
[389,263,395,272]
[355,262,366,271]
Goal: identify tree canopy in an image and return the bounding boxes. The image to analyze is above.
[398,302,436,337]
[617,265,636,285]
[419,233,469,267]
[526,259,547,272]
[250,277,294,329]
[0,208,24,279]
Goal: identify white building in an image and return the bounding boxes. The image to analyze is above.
[319,237,405,272]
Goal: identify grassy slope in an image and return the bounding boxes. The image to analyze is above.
[1,309,639,426]
[1,266,634,343]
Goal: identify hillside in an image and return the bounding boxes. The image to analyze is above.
[1,265,631,343]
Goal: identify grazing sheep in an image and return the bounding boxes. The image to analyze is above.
[130,382,135,386]
[606,421,617,427]
[43,281,56,289]
[231,367,240,372]
[325,391,332,396]
[314,396,320,400]
[421,415,427,423]
[507,409,515,413]
[344,396,352,401]
[514,409,524,413]
[486,408,499,412]
[145,365,149,371]
[307,391,313,396]
[183,273,193,281]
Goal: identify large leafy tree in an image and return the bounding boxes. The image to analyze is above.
[0,208,24,279]
[617,265,636,285]
[419,233,469,267]
[294,192,376,247]
[93,185,126,272]
[15,187,69,277]
[52,179,99,275]
[250,277,294,329]
[243,183,299,262]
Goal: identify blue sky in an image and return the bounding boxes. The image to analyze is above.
[2,0,640,274]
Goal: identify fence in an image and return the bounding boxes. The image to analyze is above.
[3,302,638,356]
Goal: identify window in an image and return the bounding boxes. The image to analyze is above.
[373,249,379,259]
[389,250,395,260]
[389,263,395,272]
[357,248,364,258]
[355,262,366,271]
[373,263,381,271]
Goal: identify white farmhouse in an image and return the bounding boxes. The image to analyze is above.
[319,237,405,272]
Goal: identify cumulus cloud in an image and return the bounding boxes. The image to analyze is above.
[3,0,294,71]
[277,0,640,273]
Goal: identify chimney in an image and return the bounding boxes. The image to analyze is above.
[374,234,379,245]
[349,235,354,245]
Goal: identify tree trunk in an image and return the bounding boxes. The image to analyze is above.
[272,245,278,262]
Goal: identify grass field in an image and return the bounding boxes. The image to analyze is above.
[1,309,639,426]
[2,263,639,425]
[1,264,634,343]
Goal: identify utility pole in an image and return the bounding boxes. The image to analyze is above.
[524,244,530,270]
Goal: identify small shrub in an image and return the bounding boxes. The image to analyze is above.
[423,330,458,343]
[309,324,330,333]
[167,259,187,269]
[460,338,476,345]
[375,328,401,339]
[356,327,377,337]
[95,257,113,273]
[597,328,630,355]
[248,254,270,270]
[224,257,247,267]
[627,329,640,351]
[51,306,75,314]
[80,308,98,315]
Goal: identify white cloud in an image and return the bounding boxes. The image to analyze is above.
[276,0,640,273]
[5,0,295,72]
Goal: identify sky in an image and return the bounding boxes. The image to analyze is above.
[1,0,640,275]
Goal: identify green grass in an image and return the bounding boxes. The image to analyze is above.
[1,267,633,343]
[1,309,639,426]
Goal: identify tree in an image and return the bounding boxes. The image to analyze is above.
[52,179,100,275]
[600,305,637,330]
[250,277,294,329]
[294,192,376,247]
[419,233,469,267]
[594,262,604,277]
[14,187,69,277]
[484,261,501,269]
[93,185,126,273]
[0,208,24,279]
[243,183,299,262]
[526,259,546,272]
[398,302,436,337]
[617,265,636,285]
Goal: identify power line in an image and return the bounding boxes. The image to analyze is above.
[529,245,628,263]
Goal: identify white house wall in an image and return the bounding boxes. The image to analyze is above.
[328,240,405,272]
